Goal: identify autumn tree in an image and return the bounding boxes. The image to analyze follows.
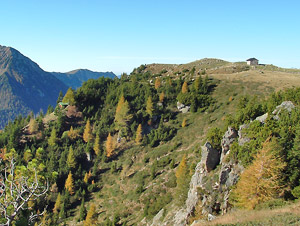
[231,138,286,209]
[135,124,143,145]
[67,146,76,169]
[53,193,61,214]
[182,81,188,94]
[62,87,75,105]
[175,154,189,204]
[84,172,89,184]
[114,95,132,136]
[182,118,187,128]
[159,92,165,103]
[65,171,75,195]
[28,118,39,133]
[146,96,154,117]
[84,204,97,226]
[83,119,93,143]
[93,134,101,156]
[68,126,78,140]
[155,77,161,89]
[106,133,115,158]
[48,127,57,147]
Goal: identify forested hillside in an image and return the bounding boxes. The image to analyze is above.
[1,61,300,226]
[0,45,68,129]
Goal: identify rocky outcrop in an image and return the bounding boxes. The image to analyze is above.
[177,102,190,113]
[255,113,268,124]
[238,124,250,146]
[201,142,220,172]
[153,101,295,226]
[220,127,237,162]
[155,127,243,226]
[150,209,165,226]
[273,101,295,120]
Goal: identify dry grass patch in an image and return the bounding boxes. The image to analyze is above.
[196,201,300,226]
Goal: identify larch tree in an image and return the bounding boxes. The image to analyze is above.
[181,81,188,94]
[231,138,286,209]
[48,127,57,147]
[68,126,78,140]
[106,133,115,158]
[155,77,161,89]
[182,118,187,128]
[83,119,93,143]
[135,124,143,145]
[62,87,75,105]
[93,134,101,156]
[67,146,76,169]
[146,96,154,117]
[175,154,189,204]
[65,171,75,195]
[84,204,97,226]
[159,92,165,103]
[114,95,132,136]
[84,172,89,184]
[53,193,61,214]
[28,118,39,133]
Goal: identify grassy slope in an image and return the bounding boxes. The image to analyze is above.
[196,200,300,226]
[68,60,300,225]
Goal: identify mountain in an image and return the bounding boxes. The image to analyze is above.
[52,69,116,89]
[0,45,68,128]
[1,58,300,225]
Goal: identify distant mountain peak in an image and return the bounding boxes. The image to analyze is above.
[52,69,116,89]
[0,45,68,128]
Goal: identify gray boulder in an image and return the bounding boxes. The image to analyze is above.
[201,142,220,172]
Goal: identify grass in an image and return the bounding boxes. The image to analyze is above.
[68,62,300,225]
[195,200,300,226]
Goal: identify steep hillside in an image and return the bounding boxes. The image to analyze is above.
[0,45,68,128]
[1,58,300,226]
[52,69,116,89]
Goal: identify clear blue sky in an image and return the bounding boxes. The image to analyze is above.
[1,0,299,74]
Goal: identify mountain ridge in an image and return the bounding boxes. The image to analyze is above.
[52,69,116,89]
[0,45,116,128]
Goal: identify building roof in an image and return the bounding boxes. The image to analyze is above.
[58,102,69,106]
[246,58,258,61]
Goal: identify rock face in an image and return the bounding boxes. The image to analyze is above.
[150,209,165,226]
[152,101,295,226]
[201,142,220,172]
[161,128,243,226]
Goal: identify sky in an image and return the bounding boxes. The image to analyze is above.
[0,0,300,75]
